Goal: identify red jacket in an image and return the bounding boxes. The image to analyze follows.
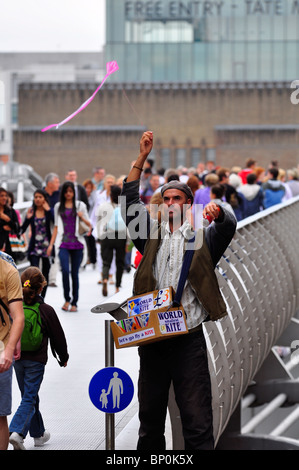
[238,169,253,184]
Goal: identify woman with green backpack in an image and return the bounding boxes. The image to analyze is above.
[8,267,69,451]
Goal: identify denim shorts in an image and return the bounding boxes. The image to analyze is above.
[0,365,13,416]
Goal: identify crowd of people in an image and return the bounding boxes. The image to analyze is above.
[136,157,299,224]
[0,158,299,310]
[1,133,299,451]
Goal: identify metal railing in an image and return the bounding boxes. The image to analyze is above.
[93,196,299,450]
[0,161,43,204]
[205,196,299,450]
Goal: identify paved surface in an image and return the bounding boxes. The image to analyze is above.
[8,263,172,451]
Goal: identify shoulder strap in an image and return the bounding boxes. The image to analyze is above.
[0,298,11,325]
[172,235,195,308]
[0,298,9,314]
[24,301,44,327]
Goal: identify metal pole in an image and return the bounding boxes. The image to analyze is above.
[270,405,299,436]
[105,320,115,450]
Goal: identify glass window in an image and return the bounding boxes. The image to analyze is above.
[219,43,233,81]
[11,103,18,125]
[246,16,260,41]
[259,43,272,81]
[193,43,207,81]
[139,44,153,82]
[272,42,285,80]
[179,44,192,81]
[152,44,166,81]
[126,20,193,43]
[150,22,165,43]
[233,42,246,80]
[233,16,247,42]
[165,43,179,81]
[206,148,216,162]
[161,148,171,169]
[126,44,139,81]
[285,16,299,41]
[106,0,299,83]
[206,43,221,82]
[246,42,259,80]
[272,16,285,41]
[176,148,186,167]
[286,42,298,80]
[108,0,125,43]
[193,19,206,42]
[191,148,201,167]
[259,16,273,41]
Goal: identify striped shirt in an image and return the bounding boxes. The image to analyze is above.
[153,219,207,330]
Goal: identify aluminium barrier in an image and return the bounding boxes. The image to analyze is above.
[0,161,43,204]
[213,196,299,449]
[94,196,299,450]
[201,196,299,449]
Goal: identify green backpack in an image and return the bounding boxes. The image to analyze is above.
[21,302,43,351]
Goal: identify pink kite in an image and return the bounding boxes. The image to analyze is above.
[41,61,119,132]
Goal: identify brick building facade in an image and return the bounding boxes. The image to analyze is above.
[14,80,299,182]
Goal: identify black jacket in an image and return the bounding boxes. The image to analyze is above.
[21,209,54,256]
[20,295,69,366]
[121,178,237,268]
[0,206,20,257]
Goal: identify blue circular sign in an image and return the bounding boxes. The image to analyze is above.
[88,367,134,413]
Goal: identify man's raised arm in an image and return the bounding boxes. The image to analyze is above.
[126,131,153,182]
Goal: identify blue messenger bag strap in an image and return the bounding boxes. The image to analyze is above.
[171,234,196,308]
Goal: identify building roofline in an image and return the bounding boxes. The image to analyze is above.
[215,124,299,131]
[19,80,293,91]
[16,125,147,132]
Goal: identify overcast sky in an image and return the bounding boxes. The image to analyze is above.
[0,0,106,52]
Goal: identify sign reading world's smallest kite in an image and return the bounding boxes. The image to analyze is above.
[89,367,134,414]
[41,61,119,132]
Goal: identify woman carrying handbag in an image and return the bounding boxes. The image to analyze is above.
[21,189,53,298]
[0,187,20,261]
[46,181,91,312]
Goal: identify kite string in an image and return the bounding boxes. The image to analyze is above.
[122,89,146,128]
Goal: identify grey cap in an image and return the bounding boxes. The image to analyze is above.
[161,181,194,204]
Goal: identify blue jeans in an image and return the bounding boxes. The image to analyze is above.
[59,248,83,306]
[9,360,45,438]
[0,364,13,416]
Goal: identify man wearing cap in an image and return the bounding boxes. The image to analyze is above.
[121,131,237,450]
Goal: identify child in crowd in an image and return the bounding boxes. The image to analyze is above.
[9,267,69,450]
